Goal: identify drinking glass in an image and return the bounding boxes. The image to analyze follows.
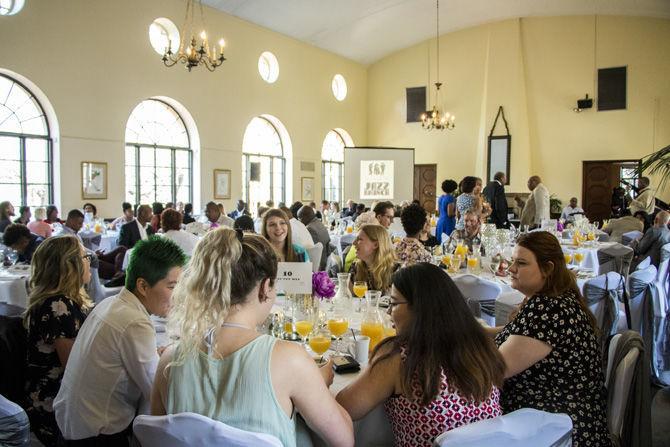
[353,281,368,299]
[564,252,573,265]
[4,249,18,268]
[308,326,332,364]
[466,254,479,274]
[489,256,501,275]
[294,307,315,346]
[327,310,349,354]
[441,253,453,270]
[574,250,585,266]
[364,290,382,308]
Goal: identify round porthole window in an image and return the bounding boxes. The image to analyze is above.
[258,51,279,83]
[332,74,347,101]
[0,0,26,16]
[149,18,180,55]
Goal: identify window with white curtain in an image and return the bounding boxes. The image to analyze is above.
[125,99,192,205]
[321,129,353,204]
[242,117,286,211]
[0,73,53,208]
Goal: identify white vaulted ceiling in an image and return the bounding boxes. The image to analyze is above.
[202,0,670,64]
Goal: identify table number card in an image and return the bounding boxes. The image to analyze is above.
[276,262,312,294]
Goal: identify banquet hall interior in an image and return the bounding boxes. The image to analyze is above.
[1,0,670,446]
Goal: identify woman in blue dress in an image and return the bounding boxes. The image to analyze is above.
[436,179,458,244]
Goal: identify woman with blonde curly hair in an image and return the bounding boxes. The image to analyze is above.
[151,228,353,447]
[24,236,92,445]
[349,224,398,294]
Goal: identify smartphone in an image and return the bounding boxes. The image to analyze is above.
[331,355,360,374]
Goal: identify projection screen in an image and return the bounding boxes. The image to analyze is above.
[343,147,414,206]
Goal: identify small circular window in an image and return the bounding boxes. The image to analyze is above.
[258,51,279,83]
[149,18,180,55]
[332,74,347,101]
[0,0,25,15]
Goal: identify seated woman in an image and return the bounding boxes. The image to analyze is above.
[337,263,504,446]
[491,231,610,445]
[14,205,31,225]
[161,209,199,256]
[83,202,97,221]
[45,205,62,224]
[261,208,309,262]
[150,202,164,233]
[349,224,397,294]
[182,203,196,224]
[395,203,432,266]
[24,236,92,445]
[151,229,353,447]
[27,207,53,238]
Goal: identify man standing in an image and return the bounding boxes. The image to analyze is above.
[560,197,585,223]
[204,201,234,228]
[634,210,670,267]
[227,199,247,220]
[482,172,509,229]
[298,205,332,270]
[521,175,550,227]
[629,177,656,216]
[118,204,154,249]
[55,237,186,446]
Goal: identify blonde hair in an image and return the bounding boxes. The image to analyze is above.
[24,236,92,325]
[34,207,47,220]
[355,224,396,291]
[168,228,278,366]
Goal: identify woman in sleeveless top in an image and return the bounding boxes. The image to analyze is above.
[436,179,457,244]
[262,208,310,262]
[337,263,505,447]
[151,228,352,447]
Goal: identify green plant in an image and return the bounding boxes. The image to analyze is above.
[549,195,562,214]
[639,144,670,190]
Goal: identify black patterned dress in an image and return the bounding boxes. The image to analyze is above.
[25,295,89,445]
[494,290,611,446]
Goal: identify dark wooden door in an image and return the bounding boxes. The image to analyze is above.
[413,164,437,213]
[582,160,639,222]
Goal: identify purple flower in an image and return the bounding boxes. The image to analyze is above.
[312,271,336,300]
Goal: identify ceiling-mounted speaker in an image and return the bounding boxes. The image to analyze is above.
[249,162,261,181]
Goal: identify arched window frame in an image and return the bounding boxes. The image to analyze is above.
[0,73,54,208]
[242,116,288,211]
[321,128,353,204]
[124,98,193,205]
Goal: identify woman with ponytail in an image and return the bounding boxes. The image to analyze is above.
[151,228,353,447]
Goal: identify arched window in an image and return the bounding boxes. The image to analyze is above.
[321,129,353,204]
[0,73,53,207]
[125,99,192,205]
[242,116,288,211]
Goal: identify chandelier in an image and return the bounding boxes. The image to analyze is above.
[421,0,455,131]
[162,0,226,72]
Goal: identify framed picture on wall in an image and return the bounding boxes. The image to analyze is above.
[214,169,231,199]
[81,161,108,199]
[301,177,314,201]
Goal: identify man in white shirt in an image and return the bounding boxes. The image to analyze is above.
[288,201,315,249]
[54,237,186,445]
[160,209,200,256]
[629,176,656,215]
[560,197,585,223]
[204,201,234,228]
[527,175,550,226]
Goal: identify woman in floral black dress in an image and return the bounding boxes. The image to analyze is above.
[24,236,92,445]
[491,231,611,446]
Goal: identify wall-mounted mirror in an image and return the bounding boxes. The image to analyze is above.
[487,135,511,184]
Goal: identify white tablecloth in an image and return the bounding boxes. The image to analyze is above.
[0,266,31,308]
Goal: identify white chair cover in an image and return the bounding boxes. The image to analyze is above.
[87,267,123,304]
[306,242,323,273]
[133,412,283,447]
[338,233,356,258]
[389,217,404,234]
[597,243,634,280]
[583,272,624,348]
[634,256,651,272]
[452,274,502,326]
[434,408,573,447]
[654,244,670,384]
[607,343,641,442]
[605,334,622,388]
[621,230,643,247]
[0,394,30,447]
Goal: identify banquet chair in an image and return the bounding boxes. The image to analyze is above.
[634,256,651,272]
[622,230,643,247]
[434,408,573,447]
[389,217,404,234]
[338,233,356,258]
[0,394,30,447]
[626,265,657,335]
[653,243,670,384]
[597,243,634,281]
[582,272,624,346]
[306,242,323,272]
[87,267,123,304]
[451,275,501,327]
[133,412,283,447]
[0,303,27,405]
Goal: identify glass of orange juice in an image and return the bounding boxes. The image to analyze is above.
[346,225,353,234]
[308,327,331,364]
[327,310,349,354]
[564,252,573,265]
[574,250,585,266]
[294,307,315,346]
[466,255,479,274]
[353,281,368,299]
[441,253,453,270]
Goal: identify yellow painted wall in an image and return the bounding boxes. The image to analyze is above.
[368,15,670,203]
[0,0,367,216]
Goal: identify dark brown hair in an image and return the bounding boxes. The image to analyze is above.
[371,263,505,405]
[160,209,182,232]
[261,208,300,262]
[516,231,598,332]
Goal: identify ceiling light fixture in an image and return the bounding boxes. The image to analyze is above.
[161,0,226,72]
[421,0,455,131]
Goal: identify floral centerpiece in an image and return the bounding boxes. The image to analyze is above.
[312,271,336,300]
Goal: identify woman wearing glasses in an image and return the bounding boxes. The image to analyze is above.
[337,263,505,446]
[24,236,93,445]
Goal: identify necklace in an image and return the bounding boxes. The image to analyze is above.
[221,321,253,330]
